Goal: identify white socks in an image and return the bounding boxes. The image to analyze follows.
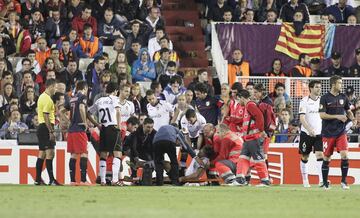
[112,157,121,183]
[300,160,309,185]
[99,160,107,184]
[316,159,323,184]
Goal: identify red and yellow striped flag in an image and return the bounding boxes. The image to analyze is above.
[275,23,325,60]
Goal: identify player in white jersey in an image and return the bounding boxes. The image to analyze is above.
[88,82,123,186]
[298,80,324,188]
[180,109,207,150]
[146,89,174,131]
[119,84,135,125]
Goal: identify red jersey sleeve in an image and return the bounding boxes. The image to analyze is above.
[247,102,264,132]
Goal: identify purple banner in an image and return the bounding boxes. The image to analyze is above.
[216,23,360,75]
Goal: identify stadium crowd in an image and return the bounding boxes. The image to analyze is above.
[0,0,359,186]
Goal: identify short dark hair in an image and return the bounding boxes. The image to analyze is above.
[231,82,243,91]
[2,71,13,79]
[246,81,254,87]
[22,58,31,65]
[185,109,196,119]
[150,81,160,90]
[155,27,165,33]
[53,92,64,102]
[194,83,208,94]
[275,82,285,90]
[237,89,250,98]
[254,83,266,92]
[308,80,321,89]
[201,146,215,159]
[131,39,141,45]
[167,61,177,68]
[143,117,154,125]
[105,82,118,94]
[94,56,106,64]
[76,81,88,91]
[169,76,182,85]
[146,89,155,96]
[330,75,342,87]
[160,48,170,55]
[127,116,140,125]
[83,23,93,31]
[160,36,169,43]
[83,4,92,11]
[118,73,127,81]
[45,78,57,88]
[298,53,308,62]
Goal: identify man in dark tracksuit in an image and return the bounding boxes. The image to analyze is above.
[153,124,203,186]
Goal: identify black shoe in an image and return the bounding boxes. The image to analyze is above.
[256,180,271,187]
[235,177,247,186]
[48,180,63,186]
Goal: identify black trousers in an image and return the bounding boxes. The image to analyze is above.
[153,140,179,186]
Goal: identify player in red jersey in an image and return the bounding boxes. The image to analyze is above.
[235,90,270,186]
[213,124,243,185]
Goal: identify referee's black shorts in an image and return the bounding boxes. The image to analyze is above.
[99,125,122,152]
[37,123,56,151]
[299,131,323,155]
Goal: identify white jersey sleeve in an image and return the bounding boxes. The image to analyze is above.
[298,97,307,115]
[88,100,98,114]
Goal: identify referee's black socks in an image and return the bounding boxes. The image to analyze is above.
[80,157,88,183]
[69,158,76,183]
[322,160,330,185]
[341,159,349,183]
[35,158,44,182]
[46,159,55,182]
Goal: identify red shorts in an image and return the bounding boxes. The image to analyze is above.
[263,137,270,154]
[67,132,88,154]
[322,133,348,157]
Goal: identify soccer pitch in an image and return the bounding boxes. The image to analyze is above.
[0,185,359,218]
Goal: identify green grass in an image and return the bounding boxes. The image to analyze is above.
[0,185,359,218]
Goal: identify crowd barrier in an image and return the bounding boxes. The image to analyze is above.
[1,140,360,185]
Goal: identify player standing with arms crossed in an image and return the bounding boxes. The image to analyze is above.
[298,80,324,188]
[319,76,356,190]
[89,82,123,186]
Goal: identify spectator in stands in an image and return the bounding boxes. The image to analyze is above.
[34,37,50,67]
[98,8,123,46]
[222,8,234,22]
[129,83,143,115]
[27,8,45,42]
[50,48,65,72]
[109,51,131,80]
[6,11,31,56]
[145,6,164,34]
[323,51,349,77]
[279,0,310,23]
[140,81,165,113]
[124,20,150,50]
[15,50,40,75]
[187,69,215,97]
[19,85,37,119]
[45,7,67,45]
[36,57,55,93]
[21,0,45,21]
[345,85,357,105]
[265,58,286,77]
[21,71,39,95]
[241,8,255,23]
[153,36,179,65]
[114,62,132,85]
[263,9,279,23]
[138,0,155,21]
[0,59,7,78]
[13,58,33,94]
[0,22,15,56]
[290,53,311,77]
[113,37,126,52]
[59,39,77,67]
[275,108,291,143]
[72,5,97,37]
[45,0,66,19]
[0,46,12,73]
[324,0,354,23]
[131,48,156,82]
[146,89,174,131]
[155,48,170,78]
[257,0,278,22]
[56,29,79,51]
[114,0,139,22]
[63,59,84,92]
[164,76,186,105]
[228,48,250,86]
[185,89,196,108]
[246,81,255,100]
[90,0,112,21]
[0,110,28,139]
[208,0,233,22]
[310,58,325,77]
[26,113,39,129]
[348,107,360,142]
[347,13,357,24]
[126,39,141,67]
[148,27,173,60]
[0,0,21,18]
[67,0,84,20]
[158,61,184,89]
[86,56,106,103]
[0,82,15,109]
[268,82,292,106]
[349,48,360,77]
[77,24,103,58]
[0,70,13,93]
[194,83,219,125]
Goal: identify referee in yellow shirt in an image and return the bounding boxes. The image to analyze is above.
[35,79,61,185]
